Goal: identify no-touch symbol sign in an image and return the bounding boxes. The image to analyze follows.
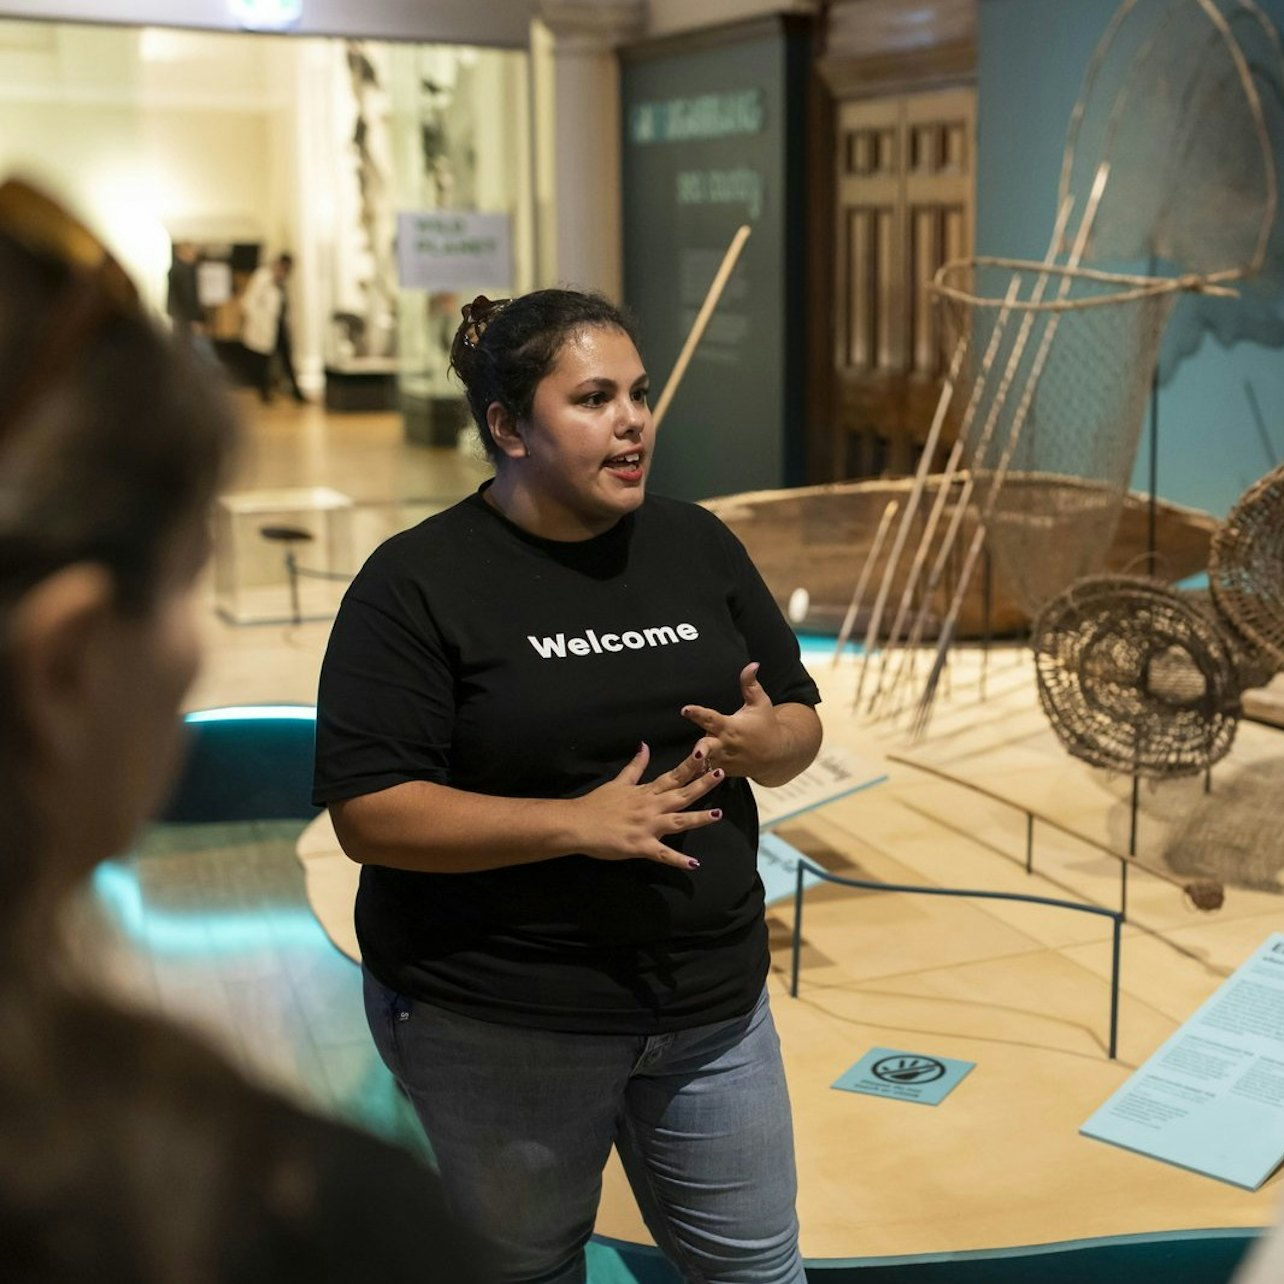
[833,1047,975,1106]
[871,1055,946,1085]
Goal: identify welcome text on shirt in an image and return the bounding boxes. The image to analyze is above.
[528,622,700,659]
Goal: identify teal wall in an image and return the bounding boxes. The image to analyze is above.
[977,0,1284,520]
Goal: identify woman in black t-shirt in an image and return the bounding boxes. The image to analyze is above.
[0,178,489,1284]
[315,289,823,1284]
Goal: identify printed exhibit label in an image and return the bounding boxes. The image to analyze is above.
[833,1048,976,1107]
[1082,932,1284,1189]
[757,832,823,907]
[752,746,887,829]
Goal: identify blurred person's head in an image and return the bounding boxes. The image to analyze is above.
[0,178,236,968]
[0,181,491,1284]
[273,252,293,283]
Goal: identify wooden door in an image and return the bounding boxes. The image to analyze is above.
[832,86,974,479]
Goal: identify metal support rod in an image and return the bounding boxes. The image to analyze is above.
[791,861,805,998]
[285,550,301,628]
[788,859,1126,1059]
[1129,773,1140,854]
[1147,332,1159,577]
[981,545,993,702]
[1124,772,1141,921]
[1109,915,1122,1060]
[886,750,1215,902]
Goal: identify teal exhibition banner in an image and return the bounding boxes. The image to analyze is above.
[620,19,811,500]
[1082,932,1284,1189]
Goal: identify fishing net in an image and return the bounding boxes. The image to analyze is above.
[936,0,1282,616]
[1209,461,1284,676]
[933,262,1180,618]
[857,0,1282,727]
[1058,0,1280,281]
[1032,574,1240,777]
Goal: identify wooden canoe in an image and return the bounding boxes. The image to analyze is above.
[701,473,1219,639]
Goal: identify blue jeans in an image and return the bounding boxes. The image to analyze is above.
[364,970,806,1284]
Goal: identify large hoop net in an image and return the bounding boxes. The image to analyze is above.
[1058,0,1280,281]
[933,262,1182,618]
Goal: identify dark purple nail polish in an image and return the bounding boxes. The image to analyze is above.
[693,748,704,760]
[712,768,725,780]
[710,809,722,820]
[687,859,700,870]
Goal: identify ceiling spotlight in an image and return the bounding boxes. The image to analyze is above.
[229,0,303,31]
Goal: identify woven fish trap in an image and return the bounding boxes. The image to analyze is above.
[1032,575,1241,778]
[930,259,1193,617]
[1209,462,1284,675]
[1183,587,1279,692]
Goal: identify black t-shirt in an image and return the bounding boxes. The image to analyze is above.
[313,488,820,1034]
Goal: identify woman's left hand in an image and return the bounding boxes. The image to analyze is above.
[680,662,822,787]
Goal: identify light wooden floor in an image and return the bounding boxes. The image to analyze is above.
[187,391,492,711]
[79,395,1284,1270]
[600,649,1284,1261]
[73,819,429,1153]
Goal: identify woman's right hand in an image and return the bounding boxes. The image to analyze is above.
[571,742,724,870]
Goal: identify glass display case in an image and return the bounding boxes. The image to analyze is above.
[320,39,534,439]
[213,487,355,624]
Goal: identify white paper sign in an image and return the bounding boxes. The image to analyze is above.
[197,260,232,307]
[396,211,512,292]
[1082,933,1284,1189]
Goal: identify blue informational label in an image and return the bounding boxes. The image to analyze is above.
[833,1047,976,1107]
[1082,932,1284,1189]
[757,832,824,907]
[750,746,887,906]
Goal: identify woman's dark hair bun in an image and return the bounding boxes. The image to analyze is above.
[448,294,510,391]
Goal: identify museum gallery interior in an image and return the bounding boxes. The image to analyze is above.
[4,0,1284,1280]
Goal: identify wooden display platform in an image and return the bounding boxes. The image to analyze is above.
[299,647,1284,1266]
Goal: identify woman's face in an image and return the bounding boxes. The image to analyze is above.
[504,325,654,540]
[71,526,207,865]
